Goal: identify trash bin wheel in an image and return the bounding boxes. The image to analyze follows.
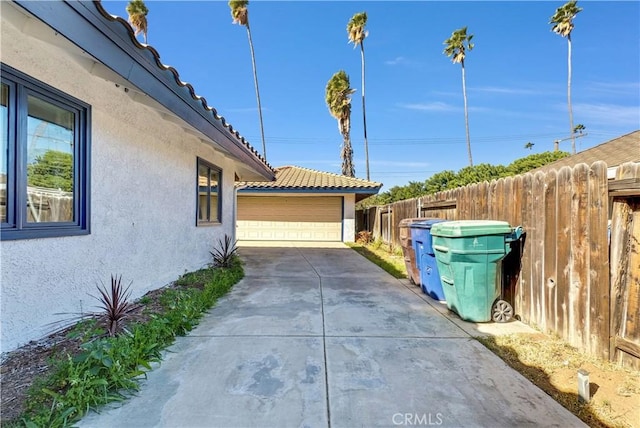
[492,299,513,323]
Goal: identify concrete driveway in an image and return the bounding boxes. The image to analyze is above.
[79,243,585,428]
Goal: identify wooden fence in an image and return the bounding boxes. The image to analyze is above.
[357,161,640,368]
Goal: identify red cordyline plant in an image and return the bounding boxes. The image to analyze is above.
[210,234,239,268]
[94,275,133,337]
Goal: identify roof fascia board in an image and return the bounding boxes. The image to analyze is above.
[237,188,381,195]
[13,0,274,181]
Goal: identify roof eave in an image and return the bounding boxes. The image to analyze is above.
[13,0,275,181]
[237,186,382,197]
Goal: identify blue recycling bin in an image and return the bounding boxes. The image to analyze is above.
[410,219,447,301]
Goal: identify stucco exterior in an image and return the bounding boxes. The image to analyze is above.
[0,9,261,351]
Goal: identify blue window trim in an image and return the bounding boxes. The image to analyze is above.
[196,157,222,226]
[1,64,91,241]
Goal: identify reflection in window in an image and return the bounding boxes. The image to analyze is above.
[1,64,90,240]
[197,158,221,224]
[1,83,8,224]
[26,95,74,223]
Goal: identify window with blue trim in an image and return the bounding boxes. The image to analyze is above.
[197,157,221,225]
[1,64,90,240]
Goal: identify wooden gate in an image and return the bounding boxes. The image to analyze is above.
[609,162,640,369]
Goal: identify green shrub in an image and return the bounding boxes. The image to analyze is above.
[17,261,244,427]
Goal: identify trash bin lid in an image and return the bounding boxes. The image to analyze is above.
[410,218,447,229]
[430,220,512,237]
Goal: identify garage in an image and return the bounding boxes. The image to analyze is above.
[236,166,382,243]
[237,196,342,241]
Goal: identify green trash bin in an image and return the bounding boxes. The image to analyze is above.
[430,220,523,323]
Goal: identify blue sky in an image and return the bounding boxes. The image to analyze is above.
[106,1,639,190]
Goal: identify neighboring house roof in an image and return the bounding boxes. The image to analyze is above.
[238,166,383,201]
[11,1,275,182]
[532,130,640,176]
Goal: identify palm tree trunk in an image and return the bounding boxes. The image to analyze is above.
[341,138,355,177]
[568,34,575,155]
[360,43,370,181]
[461,61,473,166]
[340,119,355,177]
[245,22,267,161]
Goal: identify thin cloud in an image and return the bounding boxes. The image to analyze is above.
[573,103,640,127]
[369,160,431,168]
[399,102,457,112]
[430,90,459,98]
[585,81,640,96]
[399,102,491,114]
[384,56,409,66]
[471,86,540,95]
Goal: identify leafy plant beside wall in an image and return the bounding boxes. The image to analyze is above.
[93,275,134,337]
[210,234,239,268]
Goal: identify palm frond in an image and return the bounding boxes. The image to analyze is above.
[347,12,368,46]
[325,70,355,120]
[126,0,148,42]
[229,0,249,25]
[550,1,582,37]
[443,27,473,64]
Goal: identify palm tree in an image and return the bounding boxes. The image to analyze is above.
[443,27,474,166]
[347,12,370,181]
[229,0,267,160]
[550,0,582,155]
[126,0,149,44]
[325,71,356,177]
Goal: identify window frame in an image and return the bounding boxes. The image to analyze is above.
[1,64,91,241]
[196,157,222,226]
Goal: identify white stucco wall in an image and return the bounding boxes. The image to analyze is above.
[343,194,356,242]
[0,16,245,351]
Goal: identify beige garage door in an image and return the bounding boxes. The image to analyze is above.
[237,196,343,241]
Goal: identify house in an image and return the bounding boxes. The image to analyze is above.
[533,130,640,178]
[237,166,382,242]
[0,1,275,352]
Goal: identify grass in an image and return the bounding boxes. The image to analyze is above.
[347,239,639,428]
[347,240,407,279]
[10,258,244,428]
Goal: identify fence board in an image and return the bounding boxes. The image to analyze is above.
[624,206,640,356]
[532,172,546,328]
[479,181,488,219]
[556,166,572,341]
[570,164,590,348]
[504,176,522,312]
[588,161,610,359]
[544,170,558,333]
[497,179,506,220]
[520,173,533,323]
[488,180,497,219]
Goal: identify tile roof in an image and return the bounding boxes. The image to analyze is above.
[533,130,639,174]
[91,1,273,174]
[238,166,382,193]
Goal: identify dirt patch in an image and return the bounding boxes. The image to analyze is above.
[478,333,640,428]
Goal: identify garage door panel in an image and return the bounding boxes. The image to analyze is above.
[238,196,342,241]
